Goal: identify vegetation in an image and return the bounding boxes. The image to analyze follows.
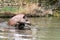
[0,0,60,17]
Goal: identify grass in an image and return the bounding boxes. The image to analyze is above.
[0,6,28,14]
[0,6,18,13]
[0,6,60,17]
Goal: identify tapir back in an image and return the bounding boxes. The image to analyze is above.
[8,14,25,26]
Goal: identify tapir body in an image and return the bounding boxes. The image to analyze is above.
[8,13,31,30]
[8,14,25,26]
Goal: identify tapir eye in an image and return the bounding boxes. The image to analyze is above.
[26,19,28,21]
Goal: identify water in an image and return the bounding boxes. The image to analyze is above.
[29,17,60,40]
[0,17,60,40]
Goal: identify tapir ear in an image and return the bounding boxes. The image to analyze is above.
[23,16,25,18]
[23,16,26,19]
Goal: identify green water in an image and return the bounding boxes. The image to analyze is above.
[29,17,60,40]
[0,17,60,40]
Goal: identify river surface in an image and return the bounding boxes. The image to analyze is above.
[0,17,60,40]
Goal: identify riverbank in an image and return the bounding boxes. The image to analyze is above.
[0,13,53,18]
[0,14,52,18]
[0,11,60,18]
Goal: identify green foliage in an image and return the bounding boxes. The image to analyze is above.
[38,0,58,5]
[24,0,37,3]
[48,0,58,5]
[57,6,60,11]
[0,6,18,12]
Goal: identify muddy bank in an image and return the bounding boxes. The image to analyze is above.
[26,14,54,17]
[0,12,15,18]
[0,13,53,18]
[0,18,5,22]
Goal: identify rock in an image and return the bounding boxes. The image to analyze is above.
[0,18,5,23]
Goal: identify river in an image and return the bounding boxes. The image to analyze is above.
[0,17,60,40]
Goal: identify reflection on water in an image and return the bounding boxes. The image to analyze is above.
[29,17,60,40]
[0,21,37,40]
[0,17,60,40]
[0,27,37,40]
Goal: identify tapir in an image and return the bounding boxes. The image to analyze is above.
[8,13,31,30]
